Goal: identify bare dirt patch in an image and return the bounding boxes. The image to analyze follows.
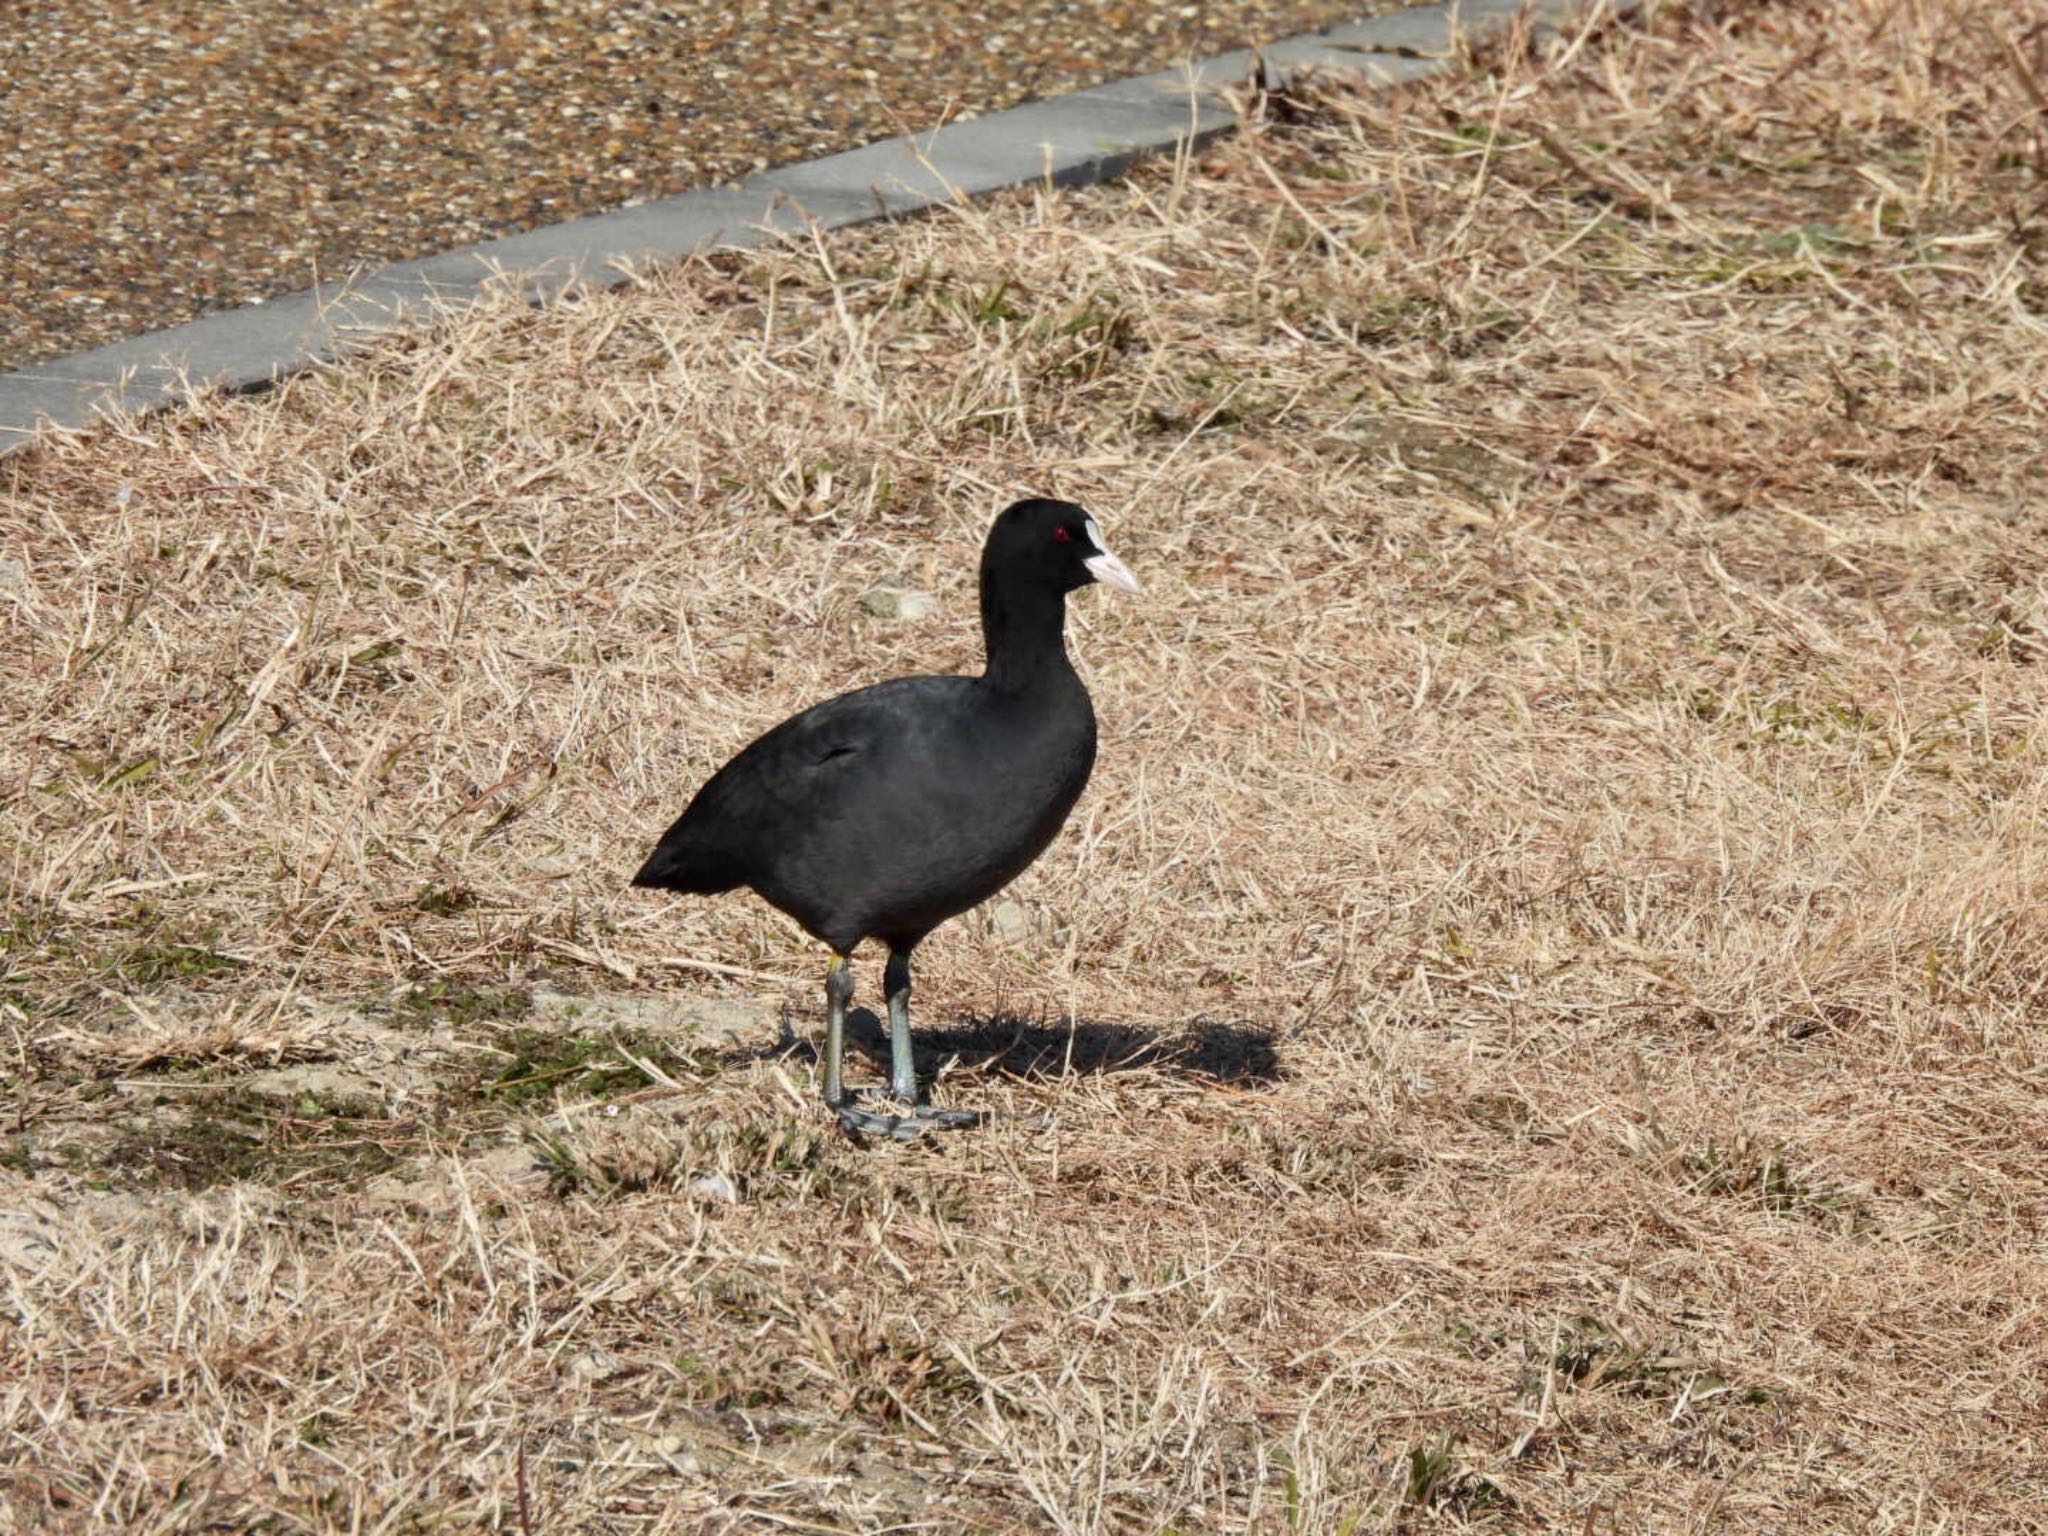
[4,0,2047,1529]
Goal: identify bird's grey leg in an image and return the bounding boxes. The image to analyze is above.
[884,946,918,1102]
[823,951,853,1110]
[834,945,981,1141]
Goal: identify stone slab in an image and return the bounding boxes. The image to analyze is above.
[0,375,79,448]
[378,186,798,298]
[1262,37,1448,84]
[750,85,1234,213]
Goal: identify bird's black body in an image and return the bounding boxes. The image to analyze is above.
[631,498,1139,1139]
[633,671,1094,953]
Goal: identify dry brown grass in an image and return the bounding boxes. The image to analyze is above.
[5,0,2048,1529]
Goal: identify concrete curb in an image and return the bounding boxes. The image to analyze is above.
[0,0,1610,457]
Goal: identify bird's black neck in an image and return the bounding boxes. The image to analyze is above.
[978,570,1076,697]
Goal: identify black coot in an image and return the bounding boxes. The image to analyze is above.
[632,498,1141,1139]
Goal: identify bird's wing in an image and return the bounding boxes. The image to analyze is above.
[761,676,940,767]
[704,674,970,814]
[638,677,970,893]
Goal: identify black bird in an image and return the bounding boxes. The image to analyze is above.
[632,498,1141,1139]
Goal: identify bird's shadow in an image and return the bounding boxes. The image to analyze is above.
[748,1007,1282,1088]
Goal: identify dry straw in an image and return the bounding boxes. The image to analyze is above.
[3,0,2047,1529]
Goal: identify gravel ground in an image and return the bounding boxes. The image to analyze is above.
[0,0,1385,372]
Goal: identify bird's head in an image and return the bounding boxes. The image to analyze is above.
[986,498,1143,597]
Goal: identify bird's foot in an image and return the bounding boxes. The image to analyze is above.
[835,1090,983,1142]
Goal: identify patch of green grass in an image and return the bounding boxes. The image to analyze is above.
[1144,366,1283,435]
[1528,1316,1692,1397]
[2,902,243,1005]
[825,1325,981,1422]
[722,1116,836,1183]
[1682,687,1886,747]
[917,273,1029,329]
[1761,221,1851,256]
[0,907,66,1000]
[478,1025,704,1107]
[395,978,530,1031]
[1403,1435,1507,1516]
[1047,295,1139,382]
[670,1345,792,1411]
[304,639,408,691]
[412,881,475,917]
[531,1101,837,1204]
[99,1090,412,1192]
[1681,1131,1864,1227]
[1446,121,1531,152]
[110,940,244,987]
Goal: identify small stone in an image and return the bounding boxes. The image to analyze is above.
[361,1173,457,1214]
[470,1142,547,1191]
[859,583,938,622]
[0,560,25,595]
[990,900,1037,947]
[563,1347,622,1384]
[687,1171,740,1204]
[632,1431,704,1472]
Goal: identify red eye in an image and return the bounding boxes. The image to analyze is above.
[1052,526,1072,543]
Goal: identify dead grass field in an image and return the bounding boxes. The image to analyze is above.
[5,0,2048,1529]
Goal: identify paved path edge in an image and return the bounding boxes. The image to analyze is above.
[0,0,1626,457]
